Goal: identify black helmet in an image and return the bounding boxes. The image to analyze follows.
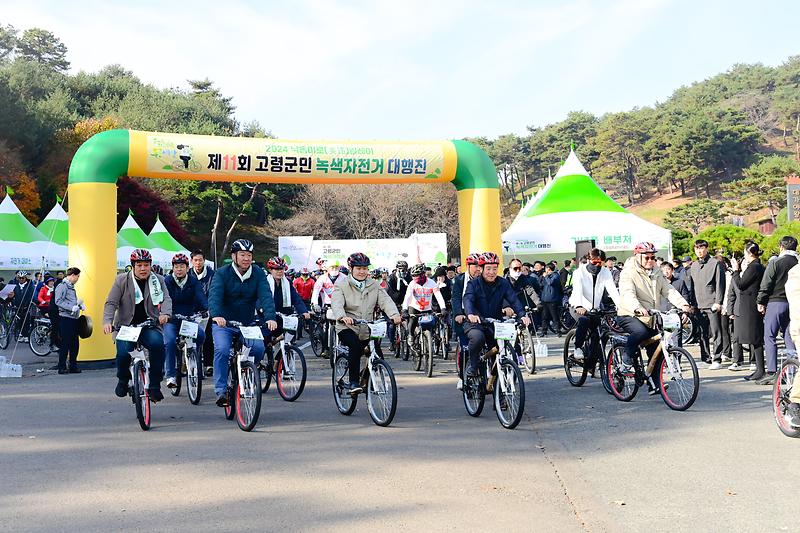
[410,263,426,276]
[230,239,254,254]
[347,252,371,268]
[396,260,408,269]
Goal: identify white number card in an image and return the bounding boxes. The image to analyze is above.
[368,322,387,339]
[239,326,264,340]
[117,326,142,342]
[281,315,299,331]
[493,322,516,341]
[179,320,199,339]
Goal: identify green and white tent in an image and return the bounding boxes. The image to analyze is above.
[117,213,172,270]
[502,150,672,260]
[37,202,69,246]
[148,216,190,264]
[0,196,67,270]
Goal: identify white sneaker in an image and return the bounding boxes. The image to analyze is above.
[166,377,177,388]
[728,362,742,371]
[456,378,463,390]
[573,347,585,362]
[749,363,756,372]
[708,362,723,370]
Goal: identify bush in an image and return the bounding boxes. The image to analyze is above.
[671,229,693,259]
[760,222,800,256]
[694,225,763,257]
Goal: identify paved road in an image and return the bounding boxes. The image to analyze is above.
[1,337,798,533]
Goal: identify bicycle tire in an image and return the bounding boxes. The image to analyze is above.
[328,324,337,368]
[560,308,576,332]
[517,326,535,375]
[773,359,800,438]
[440,322,450,360]
[277,344,307,402]
[423,330,434,377]
[658,347,699,411]
[599,344,613,395]
[186,347,202,405]
[171,347,183,396]
[563,329,588,387]
[463,365,485,417]
[133,361,151,431]
[259,350,274,393]
[332,355,357,415]
[494,359,525,429]
[0,319,10,350]
[310,322,324,358]
[29,325,51,356]
[235,361,262,431]
[224,363,236,420]
[367,358,397,427]
[412,330,423,371]
[607,345,639,402]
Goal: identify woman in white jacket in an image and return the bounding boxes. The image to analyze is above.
[568,248,622,361]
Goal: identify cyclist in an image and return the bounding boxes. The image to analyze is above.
[387,260,412,349]
[103,249,173,402]
[163,253,208,389]
[331,253,401,393]
[617,242,692,372]
[433,266,452,311]
[463,252,531,377]
[7,270,36,341]
[311,261,344,356]
[314,258,327,278]
[293,267,315,308]
[266,256,311,321]
[208,239,277,407]
[402,263,448,348]
[452,253,483,354]
[568,248,621,362]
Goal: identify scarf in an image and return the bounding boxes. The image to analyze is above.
[174,275,188,289]
[193,264,208,280]
[349,274,366,292]
[395,272,406,291]
[131,271,164,305]
[267,274,291,307]
[233,265,252,282]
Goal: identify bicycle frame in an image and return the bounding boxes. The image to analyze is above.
[485,318,519,397]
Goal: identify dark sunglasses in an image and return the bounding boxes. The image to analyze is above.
[510,267,522,272]
[643,255,657,260]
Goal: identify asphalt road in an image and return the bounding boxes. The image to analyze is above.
[1,337,798,533]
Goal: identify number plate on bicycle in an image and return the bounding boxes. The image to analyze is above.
[281,315,299,331]
[662,313,681,332]
[239,326,264,340]
[419,315,435,325]
[493,322,516,341]
[368,322,387,339]
[116,326,142,342]
[179,320,199,339]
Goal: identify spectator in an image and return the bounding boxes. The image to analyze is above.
[559,258,576,290]
[605,256,621,286]
[731,242,766,378]
[755,235,799,385]
[37,276,55,316]
[539,263,563,336]
[522,262,533,276]
[660,262,693,311]
[673,258,684,278]
[506,258,541,310]
[54,267,83,374]
[717,255,733,366]
[686,240,726,369]
[725,256,744,371]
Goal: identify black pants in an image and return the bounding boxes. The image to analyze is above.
[464,323,496,373]
[569,309,600,350]
[58,316,80,370]
[721,314,732,361]
[202,319,214,367]
[730,318,743,364]
[338,329,370,384]
[616,315,658,366]
[541,302,561,334]
[697,309,723,363]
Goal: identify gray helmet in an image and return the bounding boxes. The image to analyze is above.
[410,264,426,276]
[230,239,254,254]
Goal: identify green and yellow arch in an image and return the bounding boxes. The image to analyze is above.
[68,130,501,359]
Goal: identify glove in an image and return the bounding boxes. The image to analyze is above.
[71,305,79,313]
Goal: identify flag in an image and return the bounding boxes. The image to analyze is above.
[5,185,13,196]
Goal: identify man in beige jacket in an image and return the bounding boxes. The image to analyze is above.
[783,264,800,427]
[331,252,401,394]
[617,242,692,371]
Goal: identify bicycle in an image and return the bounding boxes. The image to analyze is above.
[408,311,440,378]
[169,313,205,405]
[331,319,398,427]
[259,313,308,402]
[308,306,326,359]
[392,316,410,360]
[773,350,799,438]
[606,310,699,411]
[222,320,264,432]
[515,306,537,375]
[434,312,451,360]
[0,303,31,350]
[29,314,53,356]
[116,319,159,431]
[563,309,618,393]
[462,317,526,430]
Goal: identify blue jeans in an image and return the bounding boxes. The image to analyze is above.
[116,327,165,389]
[212,324,265,396]
[163,321,206,379]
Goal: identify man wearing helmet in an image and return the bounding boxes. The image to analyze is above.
[402,263,448,354]
[617,242,692,373]
[7,270,37,341]
[452,253,484,375]
[387,260,412,351]
[208,239,277,407]
[331,253,401,393]
[163,253,208,389]
[310,261,345,356]
[463,252,530,378]
[103,249,173,402]
[266,256,311,321]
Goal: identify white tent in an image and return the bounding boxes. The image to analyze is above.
[502,151,672,260]
[0,196,67,271]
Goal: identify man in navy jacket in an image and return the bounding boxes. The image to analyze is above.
[463,253,530,377]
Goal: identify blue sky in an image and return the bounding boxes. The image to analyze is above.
[5,0,799,140]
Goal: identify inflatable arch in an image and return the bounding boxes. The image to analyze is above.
[68,130,502,359]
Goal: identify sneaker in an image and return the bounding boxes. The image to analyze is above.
[749,363,756,372]
[728,362,742,371]
[573,346,585,362]
[204,366,214,377]
[148,388,164,402]
[115,381,129,397]
[215,394,228,407]
[756,372,776,385]
[68,366,81,374]
[18,336,28,342]
[707,362,723,370]
[57,368,68,375]
[166,377,177,389]
[787,403,800,428]
[456,378,463,390]
[348,382,363,395]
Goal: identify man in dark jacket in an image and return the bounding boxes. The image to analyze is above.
[756,236,799,384]
[539,264,564,336]
[506,258,541,310]
[661,262,694,308]
[686,240,726,368]
[164,254,208,389]
[559,259,576,290]
[208,239,276,406]
[386,260,411,344]
[189,249,216,374]
[463,253,530,377]
[8,271,36,340]
[452,253,483,365]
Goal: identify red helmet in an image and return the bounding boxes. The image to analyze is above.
[634,242,657,255]
[172,253,189,265]
[347,252,370,267]
[477,252,500,266]
[465,253,482,265]
[130,249,152,264]
[267,256,288,270]
[315,257,326,266]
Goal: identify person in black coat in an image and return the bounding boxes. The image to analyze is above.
[732,242,767,381]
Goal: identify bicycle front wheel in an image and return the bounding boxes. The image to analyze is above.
[423,330,434,377]
[494,359,525,429]
[607,345,639,402]
[773,359,800,438]
[332,355,357,415]
[277,345,307,402]
[328,325,337,368]
[563,329,588,387]
[132,361,151,431]
[0,320,10,349]
[367,358,397,427]
[463,371,485,417]
[518,326,535,375]
[235,361,262,431]
[171,349,183,397]
[29,325,51,356]
[224,364,236,420]
[186,347,202,405]
[310,322,324,358]
[599,344,613,395]
[658,347,699,411]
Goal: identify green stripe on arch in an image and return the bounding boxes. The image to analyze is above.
[68,129,129,184]
[451,139,499,191]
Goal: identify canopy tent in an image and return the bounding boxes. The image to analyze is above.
[0,196,68,270]
[37,202,69,245]
[148,216,191,265]
[502,150,672,261]
[117,213,172,270]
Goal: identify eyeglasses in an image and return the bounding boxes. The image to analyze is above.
[510,267,522,272]
[643,255,657,260]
